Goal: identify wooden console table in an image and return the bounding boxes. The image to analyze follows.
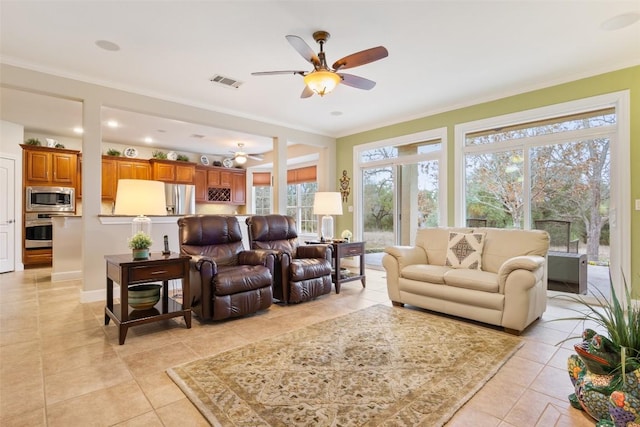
[104,252,192,345]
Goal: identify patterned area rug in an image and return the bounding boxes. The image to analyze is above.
[167,304,522,426]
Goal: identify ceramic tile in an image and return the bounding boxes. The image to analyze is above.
[0,266,615,426]
[46,380,153,427]
[121,342,199,378]
[136,371,187,408]
[154,398,210,426]
[44,355,133,404]
[111,410,164,427]
[0,407,47,427]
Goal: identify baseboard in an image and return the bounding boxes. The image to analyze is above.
[51,270,82,282]
[81,285,120,303]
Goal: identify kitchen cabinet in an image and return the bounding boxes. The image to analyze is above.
[99,157,156,200]
[195,166,246,205]
[150,159,195,184]
[231,171,246,204]
[23,248,52,266]
[194,168,207,202]
[102,157,118,200]
[22,145,79,187]
[117,158,151,180]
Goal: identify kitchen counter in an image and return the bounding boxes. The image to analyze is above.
[51,215,83,281]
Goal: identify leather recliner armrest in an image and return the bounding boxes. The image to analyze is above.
[188,255,217,317]
[239,249,276,273]
[297,244,330,260]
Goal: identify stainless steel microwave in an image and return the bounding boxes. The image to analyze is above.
[26,186,75,212]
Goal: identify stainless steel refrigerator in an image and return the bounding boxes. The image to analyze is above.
[164,183,196,215]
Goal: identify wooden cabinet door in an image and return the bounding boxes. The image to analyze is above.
[102,158,117,200]
[175,164,195,184]
[132,162,151,180]
[77,156,82,198]
[231,171,246,205]
[207,170,221,187]
[51,153,76,185]
[25,150,51,183]
[194,168,207,202]
[220,171,232,187]
[151,162,175,182]
[117,159,151,180]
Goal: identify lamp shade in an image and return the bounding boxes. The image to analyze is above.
[114,180,167,216]
[313,192,343,215]
[303,70,341,96]
[234,154,247,165]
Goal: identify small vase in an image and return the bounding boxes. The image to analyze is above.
[132,248,150,260]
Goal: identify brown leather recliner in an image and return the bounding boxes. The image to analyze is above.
[178,215,274,320]
[246,215,332,304]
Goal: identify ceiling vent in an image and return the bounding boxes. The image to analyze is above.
[210,74,243,89]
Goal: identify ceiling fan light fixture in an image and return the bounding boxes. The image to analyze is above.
[303,70,341,96]
[234,153,247,165]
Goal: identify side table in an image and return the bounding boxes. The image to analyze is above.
[331,241,366,293]
[104,252,192,345]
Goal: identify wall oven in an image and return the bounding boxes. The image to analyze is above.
[24,213,54,249]
[26,186,75,213]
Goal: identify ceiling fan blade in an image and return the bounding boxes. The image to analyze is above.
[338,73,377,90]
[247,154,264,161]
[300,85,314,98]
[332,46,388,71]
[251,70,306,76]
[286,35,320,67]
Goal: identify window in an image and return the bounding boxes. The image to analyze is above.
[252,172,271,214]
[356,130,446,251]
[286,166,318,234]
[460,108,614,263]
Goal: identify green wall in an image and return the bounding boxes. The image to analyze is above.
[336,65,640,294]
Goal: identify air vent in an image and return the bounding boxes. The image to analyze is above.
[209,74,243,89]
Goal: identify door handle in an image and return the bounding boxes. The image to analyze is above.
[3,219,14,224]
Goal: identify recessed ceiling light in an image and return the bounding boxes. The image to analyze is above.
[601,12,640,31]
[144,137,153,143]
[106,120,119,128]
[73,127,83,134]
[95,40,120,51]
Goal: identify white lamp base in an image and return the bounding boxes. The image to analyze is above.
[321,215,334,241]
[132,215,152,237]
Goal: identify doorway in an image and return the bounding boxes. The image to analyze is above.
[0,156,16,272]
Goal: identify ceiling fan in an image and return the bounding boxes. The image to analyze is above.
[252,30,388,98]
[226,143,263,166]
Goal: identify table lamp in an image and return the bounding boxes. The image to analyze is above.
[313,192,343,242]
[114,179,167,237]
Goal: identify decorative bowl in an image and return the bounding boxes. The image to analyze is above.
[128,284,161,310]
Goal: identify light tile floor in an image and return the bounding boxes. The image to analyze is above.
[0,267,599,426]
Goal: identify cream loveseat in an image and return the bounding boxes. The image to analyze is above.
[382,227,550,333]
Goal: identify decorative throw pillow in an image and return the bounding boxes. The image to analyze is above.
[445,232,486,270]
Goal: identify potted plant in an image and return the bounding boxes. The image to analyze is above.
[152,150,167,160]
[176,154,189,162]
[24,138,41,146]
[557,276,640,426]
[106,148,121,156]
[128,231,153,260]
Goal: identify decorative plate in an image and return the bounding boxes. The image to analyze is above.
[223,158,234,168]
[200,155,209,166]
[167,151,178,161]
[124,147,138,158]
